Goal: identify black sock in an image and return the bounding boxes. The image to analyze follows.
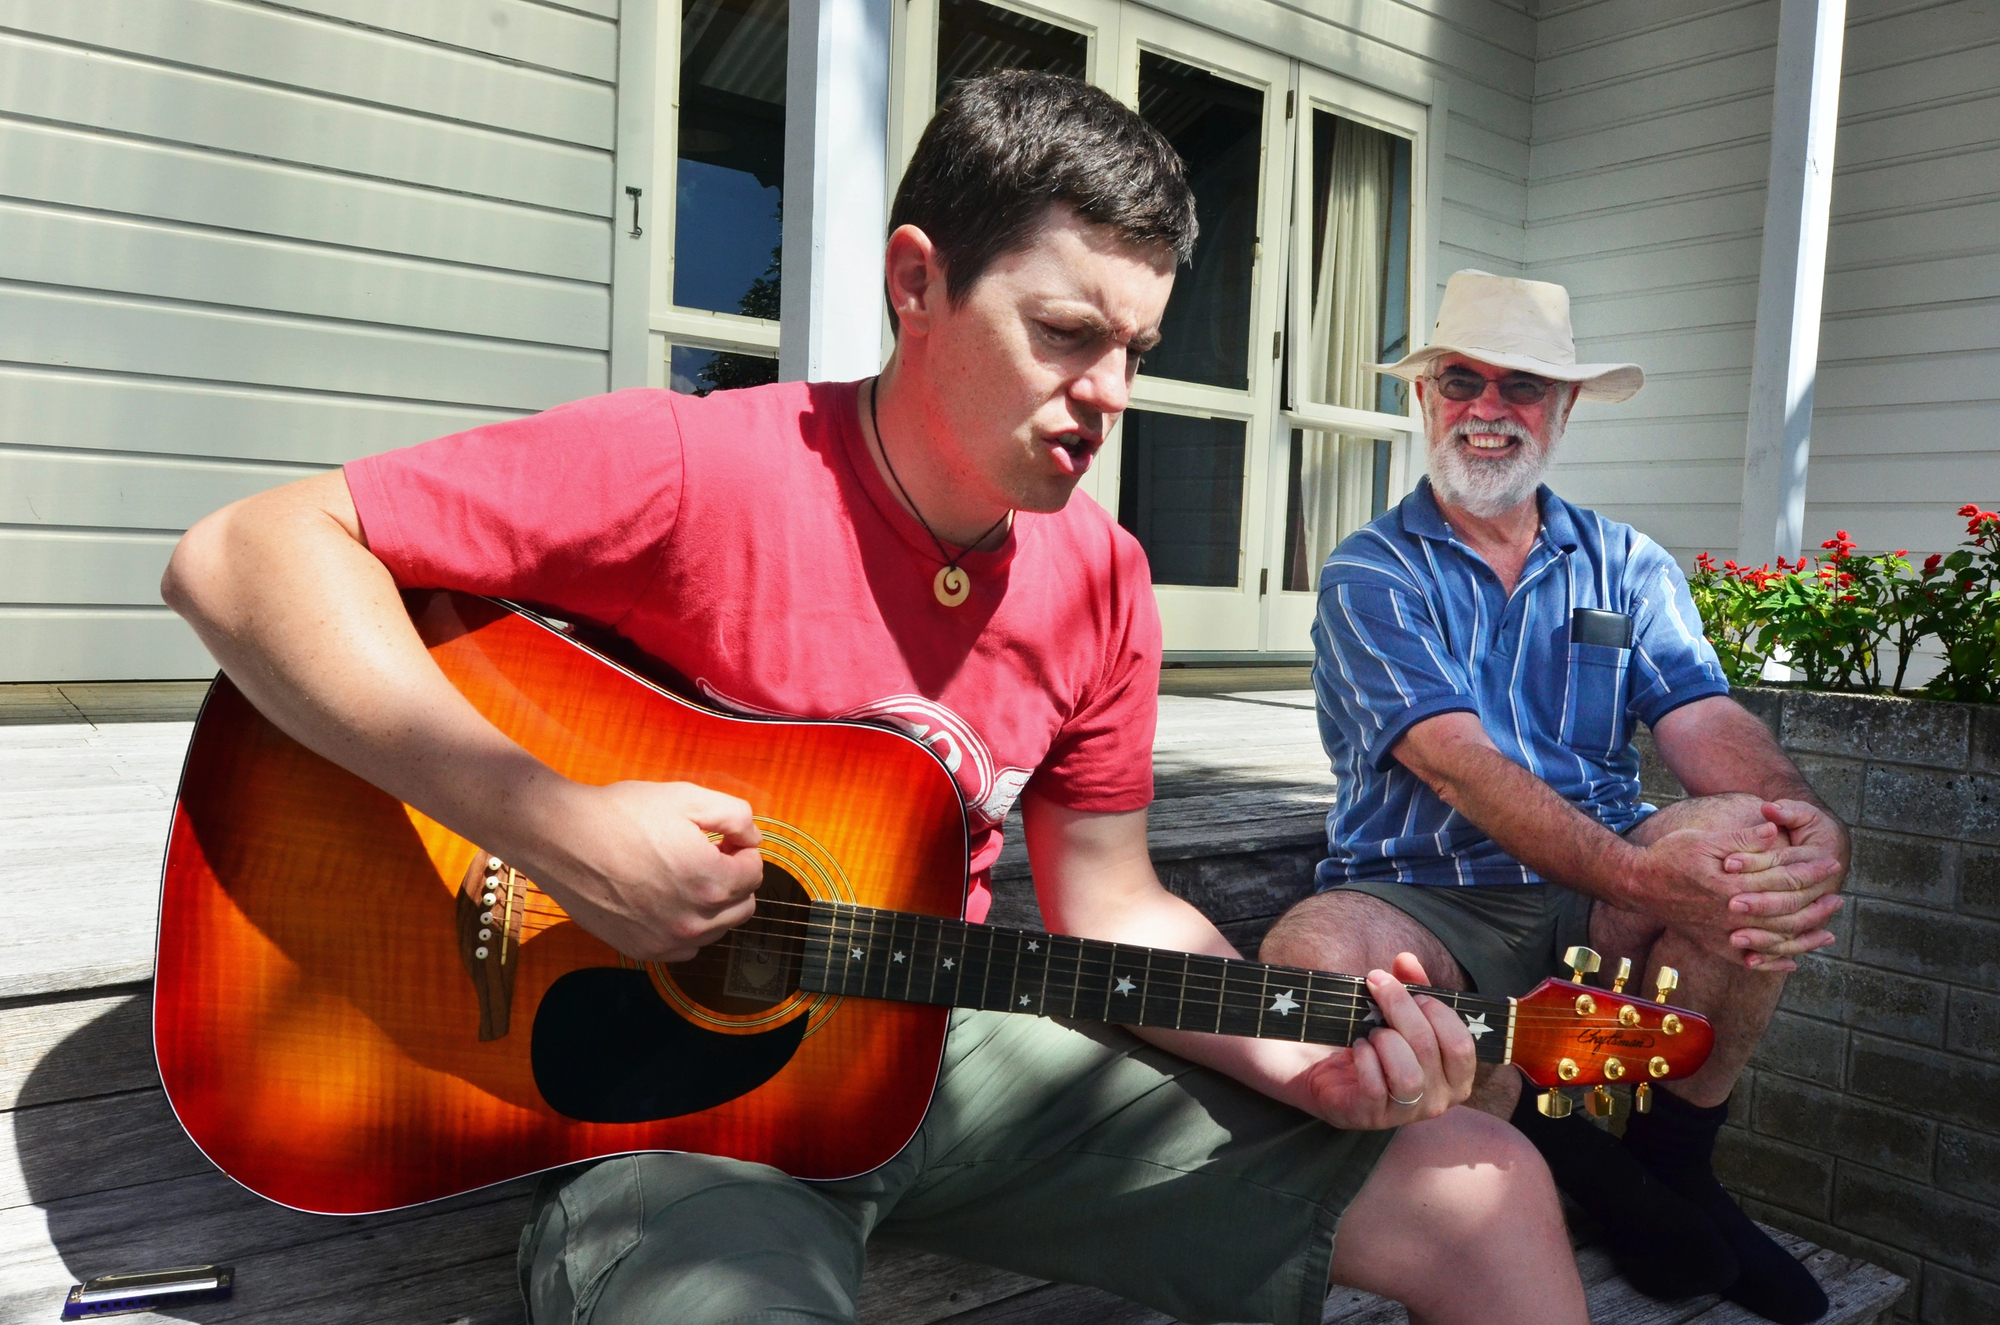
[1508,1088,1739,1300]
[1622,1089,1829,1324]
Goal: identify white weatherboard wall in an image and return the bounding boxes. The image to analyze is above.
[0,0,634,681]
[1527,0,1782,566]
[1527,0,2000,568]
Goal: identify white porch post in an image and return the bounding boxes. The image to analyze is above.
[778,0,892,383]
[1736,0,1847,567]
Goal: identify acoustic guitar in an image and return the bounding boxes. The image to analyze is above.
[155,592,1714,1216]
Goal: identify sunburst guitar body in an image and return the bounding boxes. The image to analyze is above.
[155,592,1714,1216]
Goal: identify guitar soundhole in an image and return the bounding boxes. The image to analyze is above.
[663,862,810,1013]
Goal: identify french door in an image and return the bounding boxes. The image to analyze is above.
[1101,11,1289,654]
[1264,64,1427,653]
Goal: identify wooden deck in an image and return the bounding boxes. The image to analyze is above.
[0,677,1904,1324]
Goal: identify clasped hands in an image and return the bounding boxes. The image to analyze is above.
[1636,798,1848,973]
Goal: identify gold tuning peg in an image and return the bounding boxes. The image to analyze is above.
[1537,1089,1573,1119]
[1612,957,1632,994]
[1654,966,1680,1004]
[1586,1085,1616,1119]
[1634,1082,1653,1114]
[1563,946,1601,984]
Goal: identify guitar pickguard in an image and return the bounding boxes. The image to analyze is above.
[531,968,808,1122]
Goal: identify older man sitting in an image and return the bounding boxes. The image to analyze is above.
[1261,271,1846,1325]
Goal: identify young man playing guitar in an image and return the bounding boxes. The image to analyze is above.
[163,74,1587,1325]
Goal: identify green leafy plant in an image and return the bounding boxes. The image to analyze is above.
[1689,509,1999,704]
[1908,506,2000,704]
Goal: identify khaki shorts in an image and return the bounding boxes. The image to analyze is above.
[519,1009,1394,1325]
[1320,880,1595,998]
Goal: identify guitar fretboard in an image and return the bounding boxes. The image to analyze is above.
[799,901,1511,1063]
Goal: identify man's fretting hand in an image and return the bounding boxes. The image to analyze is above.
[1298,952,1478,1130]
[1718,798,1849,970]
[528,780,765,963]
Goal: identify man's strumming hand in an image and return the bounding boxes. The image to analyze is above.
[527,780,766,963]
[1297,953,1478,1130]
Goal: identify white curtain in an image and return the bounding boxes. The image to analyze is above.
[1300,119,1393,576]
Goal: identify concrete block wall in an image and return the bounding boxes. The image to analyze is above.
[1638,689,2000,1323]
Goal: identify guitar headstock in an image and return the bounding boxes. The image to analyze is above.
[1508,953,1714,1091]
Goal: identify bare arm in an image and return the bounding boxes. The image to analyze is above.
[161,471,763,961]
[1022,792,1475,1129]
[1392,711,1841,964]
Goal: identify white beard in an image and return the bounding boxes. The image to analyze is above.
[1425,414,1558,518]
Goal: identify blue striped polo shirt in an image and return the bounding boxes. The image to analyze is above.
[1311,477,1729,888]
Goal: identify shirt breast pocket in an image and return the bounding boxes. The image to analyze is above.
[1560,642,1632,756]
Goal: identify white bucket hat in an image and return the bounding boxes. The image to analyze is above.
[1374,270,1644,404]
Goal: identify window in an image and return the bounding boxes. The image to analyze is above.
[935,0,1086,101]
[1279,77,1423,601]
[654,0,788,387]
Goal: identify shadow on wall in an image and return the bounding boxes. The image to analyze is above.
[11,992,534,1324]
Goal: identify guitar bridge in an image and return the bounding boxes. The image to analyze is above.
[458,853,528,1040]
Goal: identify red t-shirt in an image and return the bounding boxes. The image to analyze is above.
[345,380,1161,920]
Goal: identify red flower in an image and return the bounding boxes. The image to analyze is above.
[1924,553,1943,574]
[1960,504,1980,518]
[1696,552,1716,572]
[1723,559,1740,572]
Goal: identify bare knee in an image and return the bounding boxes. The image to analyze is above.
[1331,1110,1578,1316]
[1626,791,1769,846]
[1259,891,1464,989]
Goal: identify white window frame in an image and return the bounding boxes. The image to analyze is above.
[1260,65,1433,654]
[647,0,786,387]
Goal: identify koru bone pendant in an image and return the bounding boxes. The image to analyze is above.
[934,565,970,607]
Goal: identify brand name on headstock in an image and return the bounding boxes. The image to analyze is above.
[1576,1027,1658,1052]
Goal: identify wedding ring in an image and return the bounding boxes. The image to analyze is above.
[1388,1087,1425,1108]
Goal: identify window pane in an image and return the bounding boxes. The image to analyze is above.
[1291,111,1412,579]
[936,0,1086,104]
[1139,53,1262,391]
[1117,409,1245,587]
[675,0,787,319]
[1304,110,1412,415]
[671,344,779,396]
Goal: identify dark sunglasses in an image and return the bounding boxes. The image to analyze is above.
[1431,368,1560,405]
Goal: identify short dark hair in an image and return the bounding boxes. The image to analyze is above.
[889,70,1197,310]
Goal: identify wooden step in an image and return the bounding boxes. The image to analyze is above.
[0,988,1906,1325]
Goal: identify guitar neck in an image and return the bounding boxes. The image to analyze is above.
[800,901,1512,1064]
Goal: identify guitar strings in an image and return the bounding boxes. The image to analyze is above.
[495,891,1619,1029]
[640,902,1685,1032]
[673,900,1662,1026]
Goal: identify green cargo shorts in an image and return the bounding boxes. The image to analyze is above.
[1320,880,1595,998]
[518,1009,1395,1325]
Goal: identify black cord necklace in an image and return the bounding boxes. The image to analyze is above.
[868,379,1009,608]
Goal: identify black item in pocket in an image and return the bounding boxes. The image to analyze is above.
[1571,607,1634,649]
[1560,642,1632,755]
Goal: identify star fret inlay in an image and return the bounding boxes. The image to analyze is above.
[1462,1012,1492,1040]
[1114,975,1137,996]
[850,947,865,961]
[892,951,906,963]
[1269,990,1300,1016]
